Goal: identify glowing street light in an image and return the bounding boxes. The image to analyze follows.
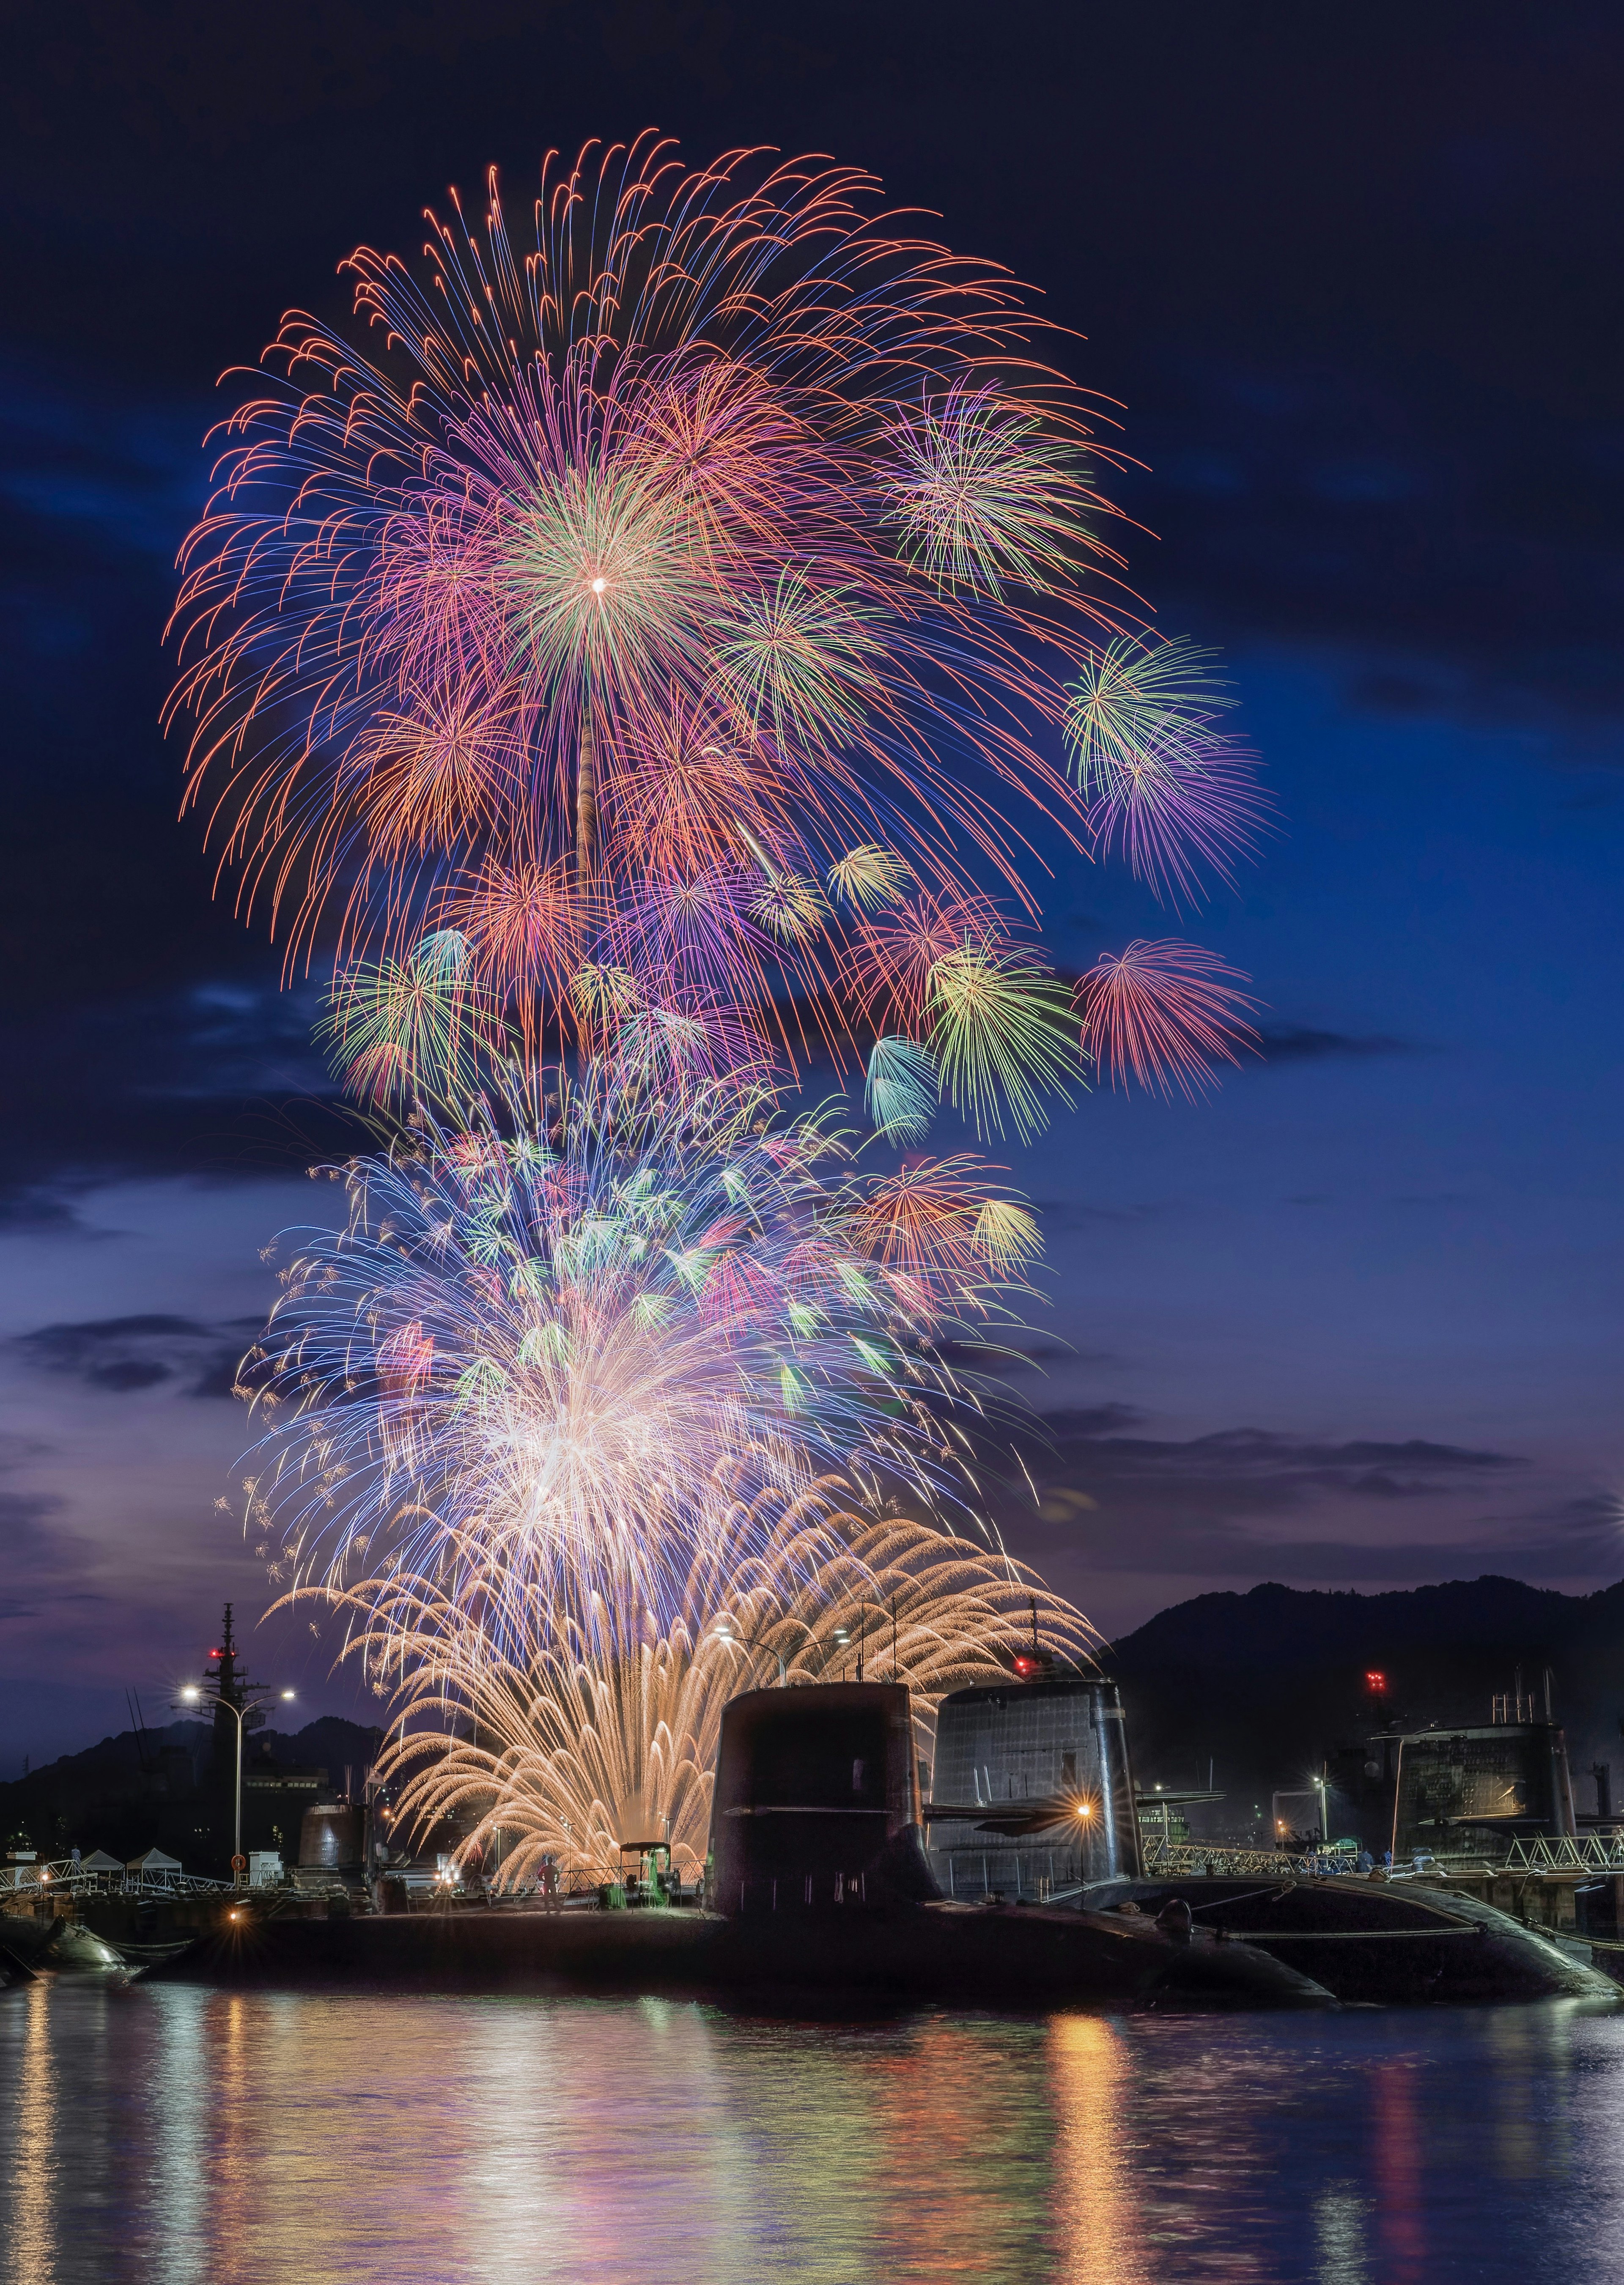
[711,1621,787,1686]
[176,1649,296,1886]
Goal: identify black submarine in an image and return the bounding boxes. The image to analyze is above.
[134,1680,1333,2007]
[701,1679,1330,2007]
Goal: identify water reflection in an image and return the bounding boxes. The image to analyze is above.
[1311,2183,1372,2285]
[1,1986,1621,2283]
[13,1981,55,2285]
[1051,2013,1146,2285]
[160,1994,203,2281]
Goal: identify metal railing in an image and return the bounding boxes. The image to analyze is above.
[2,1861,235,1906]
[1141,1837,1356,1878]
[1506,1834,1624,1873]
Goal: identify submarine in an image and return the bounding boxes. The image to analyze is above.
[915,1665,1619,2006]
[138,1679,1333,2008]
[123,1673,1617,2006]
[689,1679,1331,2008]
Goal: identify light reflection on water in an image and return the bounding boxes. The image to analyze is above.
[2,1986,1621,2284]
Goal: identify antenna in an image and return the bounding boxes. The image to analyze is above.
[126,1688,151,1774]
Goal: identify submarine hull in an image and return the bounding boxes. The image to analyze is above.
[1079,1877,1620,2005]
[135,1896,1332,2008]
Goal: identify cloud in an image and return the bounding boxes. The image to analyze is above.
[1259,1026,1416,1064]
[1125,344,1624,730]
[1040,1404,1145,1438]
[0,1188,102,1234]
[931,1337,1077,1376]
[0,978,364,1206]
[0,364,203,560]
[1024,1415,1551,1580]
[9,1313,260,1399]
[1060,1520,1616,1582]
[0,1490,101,1620]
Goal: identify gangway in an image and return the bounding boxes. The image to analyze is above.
[1506,1833,1624,1873]
[1,1860,234,1907]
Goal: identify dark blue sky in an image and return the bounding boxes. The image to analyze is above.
[2,3,1621,1768]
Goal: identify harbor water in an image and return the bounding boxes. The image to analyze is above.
[3,1982,1621,2282]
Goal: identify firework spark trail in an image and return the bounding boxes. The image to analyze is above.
[1077,938,1261,1100]
[165,134,1265,1124]
[167,139,1111,943]
[244,1053,1043,1646]
[1064,636,1269,910]
[315,927,505,1108]
[321,1500,1100,1880]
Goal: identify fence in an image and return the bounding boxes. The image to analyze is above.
[2,1861,234,1907]
[1142,1837,1362,1879]
[1505,1834,1624,1873]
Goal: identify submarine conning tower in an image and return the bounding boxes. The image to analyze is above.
[927,1675,1143,1898]
[709,1682,941,1915]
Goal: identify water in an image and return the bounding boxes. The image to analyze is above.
[3,1983,1621,2283]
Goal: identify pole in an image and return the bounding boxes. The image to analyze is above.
[233,1706,244,1885]
[576,719,595,888]
[1388,1736,1406,1865]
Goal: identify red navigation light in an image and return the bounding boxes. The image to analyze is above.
[1365,1671,1387,1692]
[1012,1655,1041,1677]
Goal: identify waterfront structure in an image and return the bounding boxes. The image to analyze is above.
[924,1673,1141,1898]
[1328,1690,1580,1863]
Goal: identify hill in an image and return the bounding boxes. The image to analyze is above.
[1108,1574,1624,1828]
[0,1717,384,1873]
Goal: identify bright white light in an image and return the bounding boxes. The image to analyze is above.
[590,576,607,595]
[281,1690,296,1700]
[180,1686,199,1702]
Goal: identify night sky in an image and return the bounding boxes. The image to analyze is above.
[3,3,1621,1771]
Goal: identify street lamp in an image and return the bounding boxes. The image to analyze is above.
[711,1621,787,1685]
[176,1676,296,1886]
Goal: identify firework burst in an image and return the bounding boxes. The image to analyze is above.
[1064,636,1268,908]
[327,1500,1099,1881]
[244,1053,1042,1642]
[164,134,1184,1119]
[1077,937,1260,1100]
